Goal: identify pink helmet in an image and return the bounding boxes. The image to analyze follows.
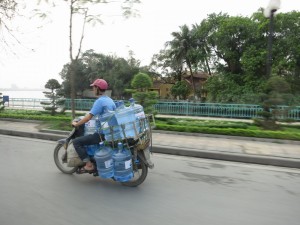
[90,79,108,90]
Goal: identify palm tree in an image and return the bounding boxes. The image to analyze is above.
[166,25,197,99]
[192,23,212,76]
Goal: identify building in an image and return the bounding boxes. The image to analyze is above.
[149,79,173,99]
[183,71,209,99]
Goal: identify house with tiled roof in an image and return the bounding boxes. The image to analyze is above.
[183,71,210,99]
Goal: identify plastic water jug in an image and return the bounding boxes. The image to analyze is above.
[112,142,133,182]
[86,144,98,156]
[129,98,147,133]
[115,101,137,139]
[94,142,114,178]
[84,115,99,155]
[99,106,121,141]
[84,115,98,135]
[129,98,145,119]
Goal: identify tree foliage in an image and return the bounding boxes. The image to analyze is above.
[41,79,65,116]
[0,0,18,59]
[59,49,140,99]
[170,81,191,100]
[0,92,4,111]
[131,72,153,90]
[150,10,300,105]
[130,72,158,114]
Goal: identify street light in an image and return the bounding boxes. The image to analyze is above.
[264,0,281,78]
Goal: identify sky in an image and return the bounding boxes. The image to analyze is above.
[0,0,299,89]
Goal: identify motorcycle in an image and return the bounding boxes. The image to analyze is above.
[53,115,154,187]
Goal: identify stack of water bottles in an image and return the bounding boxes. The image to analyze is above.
[94,141,133,181]
[83,97,151,143]
[98,106,122,142]
[115,100,138,139]
[95,98,147,142]
[84,115,99,155]
[129,98,148,133]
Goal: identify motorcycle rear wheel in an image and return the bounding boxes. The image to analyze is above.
[121,154,148,187]
[54,143,78,174]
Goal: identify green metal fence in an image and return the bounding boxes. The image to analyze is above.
[64,99,95,111]
[4,98,50,109]
[4,98,300,121]
[153,102,300,120]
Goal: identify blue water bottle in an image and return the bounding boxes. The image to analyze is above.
[129,98,147,132]
[84,115,99,155]
[94,142,114,178]
[115,100,136,139]
[99,106,121,141]
[113,142,133,182]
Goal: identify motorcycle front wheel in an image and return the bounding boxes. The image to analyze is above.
[121,154,148,187]
[54,143,78,174]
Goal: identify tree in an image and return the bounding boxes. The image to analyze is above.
[59,49,140,99]
[0,92,4,111]
[0,0,18,60]
[271,11,300,94]
[255,75,295,130]
[170,81,190,100]
[149,49,183,83]
[38,0,140,118]
[167,24,197,99]
[130,72,158,114]
[41,79,65,116]
[131,72,152,91]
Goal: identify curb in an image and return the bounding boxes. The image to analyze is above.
[0,129,64,141]
[152,130,300,145]
[151,145,300,169]
[1,128,300,169]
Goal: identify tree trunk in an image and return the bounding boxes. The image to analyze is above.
[70,61,76,119]
[69,0,75,119]
[187,60,196,100]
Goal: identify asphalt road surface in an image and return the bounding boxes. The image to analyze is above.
[0,135,299,225]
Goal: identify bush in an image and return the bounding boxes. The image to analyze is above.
[155,124,300,141]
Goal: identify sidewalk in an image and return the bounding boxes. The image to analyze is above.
[0,119,299,169]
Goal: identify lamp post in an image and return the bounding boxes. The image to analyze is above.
[264,0,281,78]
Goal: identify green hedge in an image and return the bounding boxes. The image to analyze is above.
[0,113,72,122]
[156,124,300,141]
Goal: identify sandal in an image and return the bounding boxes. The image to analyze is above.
[78,166,95,173]
[83,161,96,171]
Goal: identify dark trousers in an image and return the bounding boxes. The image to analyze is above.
[72,132,103,161]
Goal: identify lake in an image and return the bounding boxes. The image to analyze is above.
[0,90,47,99]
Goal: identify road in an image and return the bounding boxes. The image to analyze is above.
[0,135,299,225]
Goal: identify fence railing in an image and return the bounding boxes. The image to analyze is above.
[3,98,300,121]
[153,102,300,120]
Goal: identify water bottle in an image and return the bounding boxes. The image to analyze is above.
[113,142,133,182]
[99,106,121,141]
[114,100,120,109]
[84,115,98,135]
[114,100,136,139]
[84,115,99,155]
[129,98,145,119]
[94,142,114,178]
[129,98,147,133]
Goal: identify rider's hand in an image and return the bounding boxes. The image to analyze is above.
[72,121,78,128]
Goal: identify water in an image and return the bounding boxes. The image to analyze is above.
[0,90,47,99]
[113,142,133,182]
[94,142,114,179]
